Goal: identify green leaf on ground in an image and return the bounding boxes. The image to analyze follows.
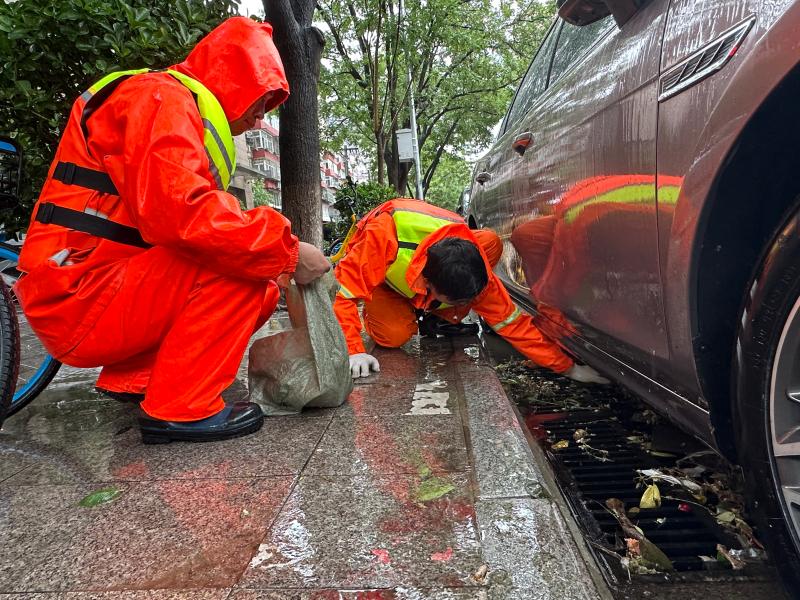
[79,487,122,507]
[415,476,455,503]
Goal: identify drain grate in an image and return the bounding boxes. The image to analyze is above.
[526,410,756,579]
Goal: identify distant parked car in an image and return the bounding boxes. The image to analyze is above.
[467,0,800,589]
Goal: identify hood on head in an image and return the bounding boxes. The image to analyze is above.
[173,16,289,123]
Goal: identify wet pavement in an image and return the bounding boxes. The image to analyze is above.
[0,316,605,599]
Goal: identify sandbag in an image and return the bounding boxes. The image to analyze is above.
[248,271,353,415]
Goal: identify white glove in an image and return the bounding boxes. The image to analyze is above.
[563,364,610,385]
[349,353,381,378]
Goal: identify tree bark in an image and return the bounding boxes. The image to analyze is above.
[265,0,325,247]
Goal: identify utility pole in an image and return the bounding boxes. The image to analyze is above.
[397,0,424,200]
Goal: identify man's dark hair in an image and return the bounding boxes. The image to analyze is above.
[422,238,488,302]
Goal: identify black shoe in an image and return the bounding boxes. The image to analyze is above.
[418,313,480,338]
[95,387,145,403]
[137,398,264,444]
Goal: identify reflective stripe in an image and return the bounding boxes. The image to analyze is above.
[563,183,681,225]
[491,306,522,332]
[84,208,110,219]
[203,118,233,175]
[77,68,235,191]
[338,284,356,299]
[206,155,224,190]
[388,206,463,223]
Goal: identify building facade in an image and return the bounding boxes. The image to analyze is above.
[242,116,344,223]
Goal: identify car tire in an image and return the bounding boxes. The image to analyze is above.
[735,205,800,594]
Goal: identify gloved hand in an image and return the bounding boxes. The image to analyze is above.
[563,364,610,385]
[349,353,381,378]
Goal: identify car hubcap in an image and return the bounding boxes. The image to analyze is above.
[769,292,800,552]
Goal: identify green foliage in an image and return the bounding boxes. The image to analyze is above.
[318,0,556,192]
[250,178,279,208]
[0,0,239,233]
[424,153,472,212]
[331,180,396,239]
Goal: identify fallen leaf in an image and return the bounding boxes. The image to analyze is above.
[640,538,674,571]
[79,487,122,508]
[716,510,736,524]
[647,450,678,458]
[472,563,489,583]
[371,548,391,564]
[639,484,661,509]
[552,440,569,450]
[414,477,455,502]
[431,547,453,561]
[678,503,692,513]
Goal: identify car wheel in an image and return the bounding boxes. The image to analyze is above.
[735,206,800,592]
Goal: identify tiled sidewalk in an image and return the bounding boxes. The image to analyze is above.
[0,321,604,599]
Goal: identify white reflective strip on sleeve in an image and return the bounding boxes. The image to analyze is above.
[338,285,356,299]
[491,306,522,332]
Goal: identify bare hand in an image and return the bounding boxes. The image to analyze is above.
[293,241,331,285]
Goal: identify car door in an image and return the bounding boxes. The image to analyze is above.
[475,1,673,379]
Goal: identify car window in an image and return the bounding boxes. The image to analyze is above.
[503,21,561,132]
[549,16,614,86]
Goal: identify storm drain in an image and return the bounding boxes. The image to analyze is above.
[524,409,770,584]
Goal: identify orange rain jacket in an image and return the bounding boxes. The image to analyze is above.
[333,199,575,373]
[15,18,297,420]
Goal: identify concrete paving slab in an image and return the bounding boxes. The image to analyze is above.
[305,414,467,476]
[137,415,333,480]
[475,498,600,600]
[229,589,488,599]
[0,316,604,598]
[337,382,428,417]
[456,364,546,501]
[4,478,293,593]
[357,340,455,386]
[0,592,228,599]
[238,473,482,590]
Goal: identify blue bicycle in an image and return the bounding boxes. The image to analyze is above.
[0,137,61,425]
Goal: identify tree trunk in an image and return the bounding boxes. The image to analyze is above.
[376,130,386,184]
[265,0,325,247]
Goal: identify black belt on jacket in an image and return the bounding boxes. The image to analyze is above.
[38,161,150,249]
[35,203,151,249]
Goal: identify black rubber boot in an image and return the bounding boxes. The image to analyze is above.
[137,380,263,444]
[418,313,480,338]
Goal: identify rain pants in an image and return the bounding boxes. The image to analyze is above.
[333,199,575,373]
[15,17,298,421]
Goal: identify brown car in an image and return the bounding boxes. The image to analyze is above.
[467,0,800,589]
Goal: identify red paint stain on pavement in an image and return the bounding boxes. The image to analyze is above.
[430,547,453,561]
[371,548,391,564]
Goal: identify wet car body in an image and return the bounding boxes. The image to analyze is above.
[469,0,798,450]
[468,0,800,586]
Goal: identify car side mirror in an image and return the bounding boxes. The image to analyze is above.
[0,137,22,212]
[557,0,643,28]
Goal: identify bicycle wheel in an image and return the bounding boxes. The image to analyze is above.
[0,242,61,417]
[0,278,19,426]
